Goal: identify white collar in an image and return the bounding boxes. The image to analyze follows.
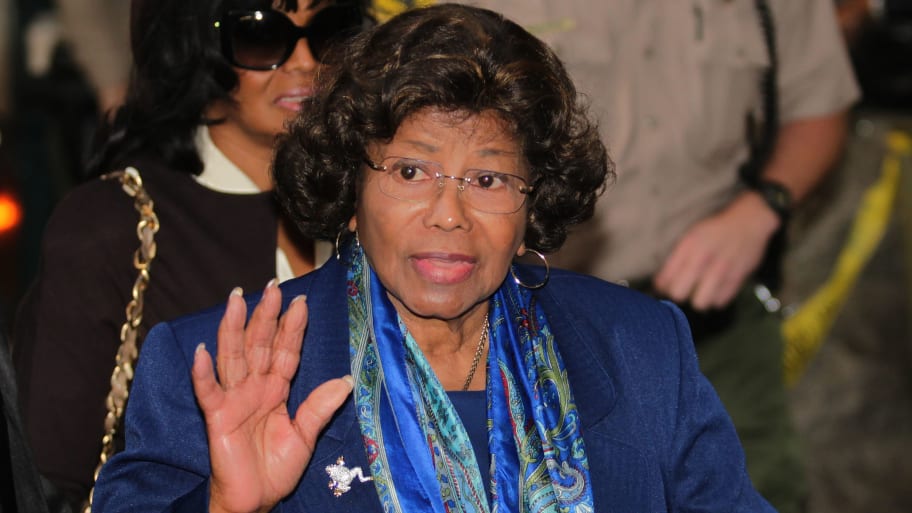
[191,126,331,278]
[193,126,263,193]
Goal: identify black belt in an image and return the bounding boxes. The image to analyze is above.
[627,280,741,342]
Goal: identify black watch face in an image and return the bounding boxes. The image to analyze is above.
[761,182,790,216]
[769,187,788,209]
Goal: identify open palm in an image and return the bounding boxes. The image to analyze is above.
[191,281,352,513]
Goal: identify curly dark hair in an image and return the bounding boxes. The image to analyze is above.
[86,0,370,176]
[273,3,612,253]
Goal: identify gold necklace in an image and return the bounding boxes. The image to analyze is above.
[461,314,490,391]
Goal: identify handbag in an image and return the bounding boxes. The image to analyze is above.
[82,167,159,513]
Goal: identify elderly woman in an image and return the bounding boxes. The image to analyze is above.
[93,4,774,512]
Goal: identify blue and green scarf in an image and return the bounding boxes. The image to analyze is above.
[346,243,594,513]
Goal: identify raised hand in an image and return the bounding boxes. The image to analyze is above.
[191,280,353,513]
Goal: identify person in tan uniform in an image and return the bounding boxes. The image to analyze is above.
[375,1,860,512]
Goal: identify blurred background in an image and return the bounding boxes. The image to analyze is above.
[1,0,129,324]
[776,2,912,512]
[0,0,910,511]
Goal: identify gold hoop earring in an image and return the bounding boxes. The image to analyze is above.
[511,249,549,289]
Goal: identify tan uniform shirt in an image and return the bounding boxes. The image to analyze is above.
[466,0,859,281]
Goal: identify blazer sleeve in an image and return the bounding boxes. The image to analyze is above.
[661,302,776,513]
[92,321,215,512]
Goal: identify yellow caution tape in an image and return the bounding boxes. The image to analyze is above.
[371,0,435,22]
[783,130,912,386]
[370,1,575,36]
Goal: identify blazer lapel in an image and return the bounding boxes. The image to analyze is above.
[280,259,383,511]
[535,286,618,430]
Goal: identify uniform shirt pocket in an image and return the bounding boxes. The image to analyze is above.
[684,0,771,165]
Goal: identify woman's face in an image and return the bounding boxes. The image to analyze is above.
[215,3,323,148]
[353,109,529,322]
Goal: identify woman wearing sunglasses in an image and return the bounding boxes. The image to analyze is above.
[11,1,370,511]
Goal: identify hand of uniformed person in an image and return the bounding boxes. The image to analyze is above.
[652,190,781,311]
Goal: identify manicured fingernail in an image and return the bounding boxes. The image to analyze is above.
[195,343,206,355]
[265,278,277,290]
[342,375,354,387]
[290,294,307,305]
[230,286,243,297]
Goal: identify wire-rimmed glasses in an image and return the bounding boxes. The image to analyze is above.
[366,156,533,214]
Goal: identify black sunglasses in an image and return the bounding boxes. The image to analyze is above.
[216,5,363,71]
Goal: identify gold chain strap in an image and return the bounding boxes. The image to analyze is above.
[83,167,159,513]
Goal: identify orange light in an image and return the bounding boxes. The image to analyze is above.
[0,192,23,234]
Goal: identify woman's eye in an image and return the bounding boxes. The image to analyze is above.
[394,162,430,181]
[401,166,420,180]
[475,173,503,189]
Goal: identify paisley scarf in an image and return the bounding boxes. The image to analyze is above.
[346,243,594,513]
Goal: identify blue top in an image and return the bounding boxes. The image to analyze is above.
[448,391,491,500]
[93,258,776,513]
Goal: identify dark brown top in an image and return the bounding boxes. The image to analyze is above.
[12,157,284,508]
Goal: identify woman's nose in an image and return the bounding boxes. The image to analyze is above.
[281,38,319,73]
[423,177,472,231]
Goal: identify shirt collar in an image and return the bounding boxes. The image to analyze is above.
[193,126,263,194]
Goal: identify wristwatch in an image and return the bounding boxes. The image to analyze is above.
[750,179,791,222]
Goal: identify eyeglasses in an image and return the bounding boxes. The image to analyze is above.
[366,156,533,215]
[215,5,363,71]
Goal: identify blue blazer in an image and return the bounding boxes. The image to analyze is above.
[93,258,774,512]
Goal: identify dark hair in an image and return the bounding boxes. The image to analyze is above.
[86,0,369,176]
[273,3,612,253]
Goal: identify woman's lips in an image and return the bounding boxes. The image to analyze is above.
[410,253,476,285]
[274,89,312,112]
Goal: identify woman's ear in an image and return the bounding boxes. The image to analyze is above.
[347,216,357,233]
[516,242,527,257]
